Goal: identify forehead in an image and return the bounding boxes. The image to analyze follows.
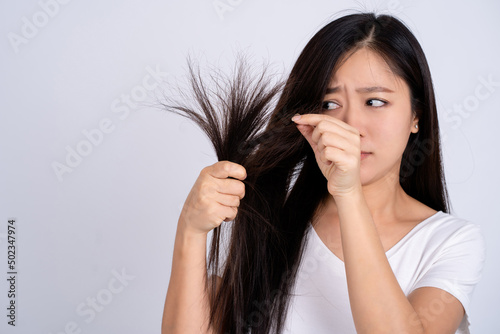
[329,48,407,91]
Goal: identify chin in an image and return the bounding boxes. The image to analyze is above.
[360,166,400,188]
[359,168,374,186]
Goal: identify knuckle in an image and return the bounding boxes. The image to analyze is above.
[321,151,328,162]
[200,182,216,196]
[238,182,246,197]
[196,196,209,210]
[198,171,210,183]
[200,166,210,175]
[240,166,247,178]
[222,161,232,173]
[198,182,208,195]
[207,206,219,219]
[216,160,228,166]
[316,122,326,132]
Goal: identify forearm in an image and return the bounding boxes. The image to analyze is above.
[336,191,424,334]
[162,216,213,334]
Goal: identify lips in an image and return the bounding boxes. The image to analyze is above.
[360,151,372,160]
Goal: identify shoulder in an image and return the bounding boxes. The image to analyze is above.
[421,211,486,249]
[410,211,487,281]
[410,212,487,319]
[393,210,486,268]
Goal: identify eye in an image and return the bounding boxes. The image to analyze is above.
[366,99,387,107]
[322,101,340,110]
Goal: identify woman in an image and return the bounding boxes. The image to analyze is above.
[161,12,485,334]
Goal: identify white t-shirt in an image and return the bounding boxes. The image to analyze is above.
[208,211,486,333]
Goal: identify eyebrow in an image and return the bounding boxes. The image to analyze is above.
[326,86,395,94]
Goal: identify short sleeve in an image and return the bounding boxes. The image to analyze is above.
[411,223,486,330]
[206,220,233,278]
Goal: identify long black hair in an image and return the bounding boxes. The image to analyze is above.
[161,12,449,334]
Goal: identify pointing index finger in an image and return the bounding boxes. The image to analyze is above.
[291,113,356,134]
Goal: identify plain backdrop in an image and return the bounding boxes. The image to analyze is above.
[1,0,499,333]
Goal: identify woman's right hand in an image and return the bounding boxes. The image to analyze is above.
[179,160,247,235]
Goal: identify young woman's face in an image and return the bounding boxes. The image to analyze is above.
[322,47,419,186]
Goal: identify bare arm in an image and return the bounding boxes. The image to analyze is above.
[337,191,464,333]
[162,219,213,333]
[161,161,246,333]
[336,192,426,333]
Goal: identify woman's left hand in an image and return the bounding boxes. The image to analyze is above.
[292,113,362,198]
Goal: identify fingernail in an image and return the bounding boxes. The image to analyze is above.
[291,114,301,122]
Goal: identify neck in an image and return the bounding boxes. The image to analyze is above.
[319,170,410,225]
[360,171,407,223]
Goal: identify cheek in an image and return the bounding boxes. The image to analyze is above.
[371,117,411,153]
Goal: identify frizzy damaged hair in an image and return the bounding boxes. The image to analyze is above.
[160,12,449,333]
[160,54,319,333]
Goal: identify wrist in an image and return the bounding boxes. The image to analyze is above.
[330,183,363,201]
[177,214,209,239]
[332,186,366,209]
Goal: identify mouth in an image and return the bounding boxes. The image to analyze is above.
[361,151,372,160]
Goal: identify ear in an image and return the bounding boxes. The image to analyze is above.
[411,116,419,134]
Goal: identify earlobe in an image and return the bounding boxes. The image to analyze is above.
[411,118,419,133]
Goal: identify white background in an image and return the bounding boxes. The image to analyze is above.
[1,0,499,333]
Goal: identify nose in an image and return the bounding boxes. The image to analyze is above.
[339,104,364,136]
